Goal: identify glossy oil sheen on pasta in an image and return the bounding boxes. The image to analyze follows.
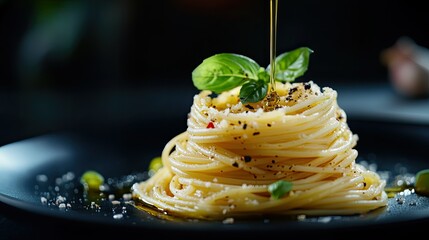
[132,81,388,220]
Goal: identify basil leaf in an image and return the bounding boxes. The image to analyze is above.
[267,47,313,82]
[239,79,268,104]
[192,53,261,94]
[257,68,270,83]
[268,180,293,200]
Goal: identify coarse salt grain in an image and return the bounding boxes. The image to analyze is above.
[222,218,234,224]
[113,214,123,219]
[194,190,202,198]
[56,196,66,205]
[108,194,115,201]
[122,193,132,201]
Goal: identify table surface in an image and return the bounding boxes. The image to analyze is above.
[1,81,429,239]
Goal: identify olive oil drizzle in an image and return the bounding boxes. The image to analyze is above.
[264,0,280,111]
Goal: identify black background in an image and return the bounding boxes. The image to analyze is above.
[1,0,429,90]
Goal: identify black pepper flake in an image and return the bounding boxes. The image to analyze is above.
[238,121,241,124]
[363,182,367,187]
[232,162,239,168]
[286,96,293,101]
[243,156,252,162]
[272,160,276,164]
[304,83,311,90]
[245,104,254,110]
[253,132,260,136]
[267,123,272,127]
[289,87,298,94]
[243,124,247,130]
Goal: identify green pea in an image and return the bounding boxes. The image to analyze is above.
[415,169,429,196]
[148,157,163,176]
[80,170,104,191]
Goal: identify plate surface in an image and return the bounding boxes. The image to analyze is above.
[1,119,429,238]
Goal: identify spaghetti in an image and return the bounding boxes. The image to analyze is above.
[132,81,387,220]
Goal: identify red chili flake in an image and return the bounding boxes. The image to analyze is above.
[206,122,215,128]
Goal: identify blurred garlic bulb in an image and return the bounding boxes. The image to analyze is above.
[381,37,429,98]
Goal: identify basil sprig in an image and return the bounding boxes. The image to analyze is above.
[192,47,313,103]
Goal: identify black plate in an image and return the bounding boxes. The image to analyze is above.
[1,119,429,238]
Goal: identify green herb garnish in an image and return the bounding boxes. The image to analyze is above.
[268,180,293,199]
[192,47,313,103]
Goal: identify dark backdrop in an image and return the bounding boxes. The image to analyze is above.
[0,0,428,143]
[1,0,428,90]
